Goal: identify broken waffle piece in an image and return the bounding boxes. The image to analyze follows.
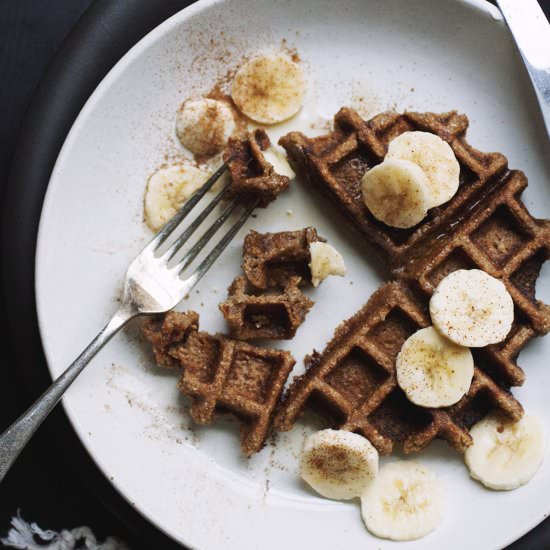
[143,310,295,455]
[274,280,523,456]
[142,310,199,368]
[242,227,322,289]
[219,275,313,340]
[224,129,290,207]
[172,331,295,455]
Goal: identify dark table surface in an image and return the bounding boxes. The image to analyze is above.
[1,1,549,549]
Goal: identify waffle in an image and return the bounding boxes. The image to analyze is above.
[224,128,290,207]
[274,281,524,455]
[281,107,549,374]
[280,107,510,269]
[219,275,314,340]
[276,107,549,454]
[142,310,199,368]
[143,310,295,455]
[242,227,322,289]
[399,169,550,386]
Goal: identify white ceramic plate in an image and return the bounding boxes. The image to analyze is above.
[36,0,550,548]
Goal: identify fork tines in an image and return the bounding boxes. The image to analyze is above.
[143,162,258,291]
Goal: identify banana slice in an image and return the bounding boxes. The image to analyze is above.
[231,53,306,124]
[361,159,432,228]
[176,98,235,156]
[465,412,545,491]
[430,269,514,347]
[300,429,378,500]
[309,242,347,287]
[262,147,296,179]
[396,327,474,408]
[361,461,444,541]
[144,164,210,231]
[386,131,460,208]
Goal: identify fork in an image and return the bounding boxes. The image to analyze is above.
[496,0,550,140]
[0,162,257,483]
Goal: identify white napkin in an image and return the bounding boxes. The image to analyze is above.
[1,512,129,550]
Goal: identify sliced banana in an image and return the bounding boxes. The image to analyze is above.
[430,269,514,347]
[361,159,432,228]
[308,242,347,287]
[386,131,460,208]
[176,98,235,156]
[262,147,296,179]
[361,461,444,541]
[396,326,474,408]
[300,429,378,500]
[465,412,545,491]
[144,164,210,231]
[231,53,306,124]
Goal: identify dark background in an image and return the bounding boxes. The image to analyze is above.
[0,1,549,549]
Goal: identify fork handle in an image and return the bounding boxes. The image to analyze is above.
[0,306,136,483]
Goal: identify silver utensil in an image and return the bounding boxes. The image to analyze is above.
[0,162,256,482]
[497,0,550,140]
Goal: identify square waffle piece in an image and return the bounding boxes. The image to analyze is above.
[224,128,290,207]
[242,227,322,289]
[143,311,295,455]
[219,275,313,340]
[273,281,523,455]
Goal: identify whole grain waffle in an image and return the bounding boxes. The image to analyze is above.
[242,227,321,289]
[142,310,199,368]
[275,108,549,455]
[274,281,523,455]
[143,311,295,455]
[224,128,290,207]
[399,169,550,386]
[219,275,313,340]
[280,107,549,374]
[280,107,511,269]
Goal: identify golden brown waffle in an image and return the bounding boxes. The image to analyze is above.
[242,227,321,289]
[274,281,523,455]
[280,107,510,269]
[143,311,295,455]
[219,275,313,340]
[224,128,290,207]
